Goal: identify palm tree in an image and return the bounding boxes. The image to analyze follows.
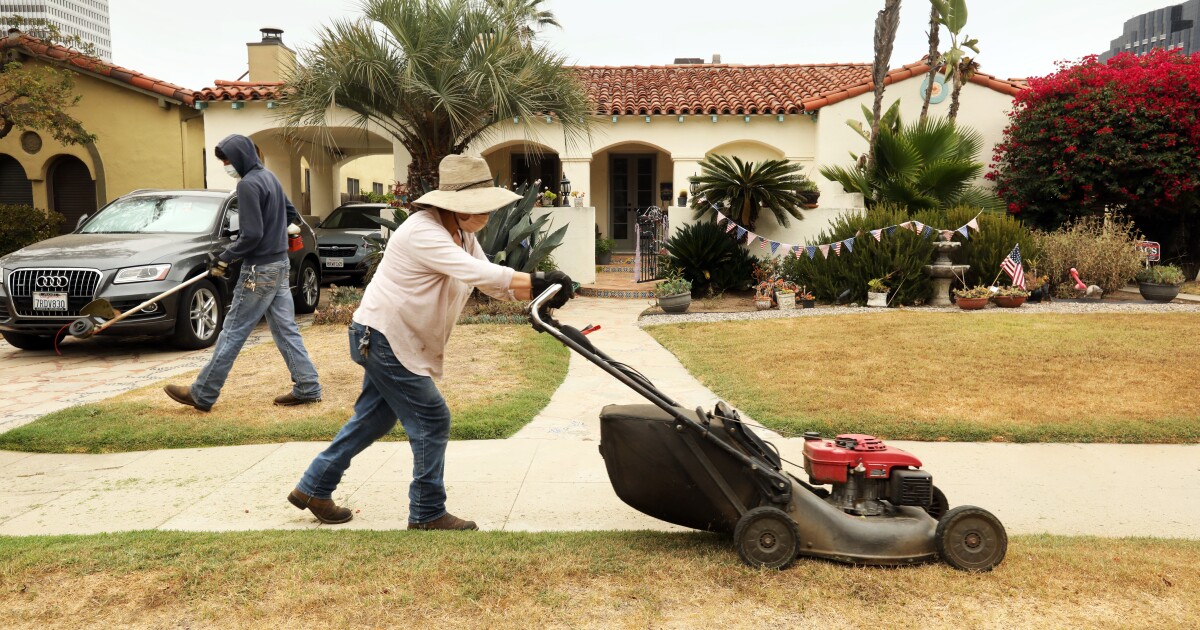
[690,155,809,232]
[931,0,980,121]
[919,2,941,122]
[487,0,561,43]
[867,0,903,171]
[820,116,1002,213]
[279,0,593,194]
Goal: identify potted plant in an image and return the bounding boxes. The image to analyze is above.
[798,178,820,209]
[953,285,992,310]
[866,278,889,308]
[595,235,615,265]
[1026,275,1049,303]
[1136,264,1185,302]
[773,279,798,310]
[571,191,587,207]
[992,286,1030,308]
[754,281,774,310]
[656,276,693,313]
[798,287,816,309]
[677,189,688,207]
[541,188,558,207]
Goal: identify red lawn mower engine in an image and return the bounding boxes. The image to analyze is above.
[802,433,945,518]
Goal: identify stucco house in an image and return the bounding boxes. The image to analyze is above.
[199,31,1025,287]
[0,31,205,232]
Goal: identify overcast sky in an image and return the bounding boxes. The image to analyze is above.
[111,0,1167,90]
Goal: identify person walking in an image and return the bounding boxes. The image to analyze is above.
[288,154,573,529]
[164,134,322,411]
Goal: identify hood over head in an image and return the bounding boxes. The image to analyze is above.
[216,134,262,178]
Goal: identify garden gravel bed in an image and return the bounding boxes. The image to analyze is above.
[639,300,1200,327]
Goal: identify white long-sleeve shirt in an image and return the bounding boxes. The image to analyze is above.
[353,210,515,379]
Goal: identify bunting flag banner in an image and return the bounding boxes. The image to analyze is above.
[967,218,980,232]
[886,226,898,236]
[913,221,925,234]
[726,221,737,233]
[872,229,883,242]
[793,245,803,259]
[923,226,934,238]
[845,237,855,253]
[819,244,830,259]
[759,236,768,250]
[736,227,748,241]
[942,230,953,241]
[770,241,780,255]
[898,222,911,232]
[832,241,843,256]
[807,246,817,259]
[715,211,726,224]
[958,226,970,239]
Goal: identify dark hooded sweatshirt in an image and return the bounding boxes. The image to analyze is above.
[216,134,300,265]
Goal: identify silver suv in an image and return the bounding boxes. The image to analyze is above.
[0,189,321,351]
[314,203,391,285]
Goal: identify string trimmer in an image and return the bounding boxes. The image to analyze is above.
[68,272,213,340]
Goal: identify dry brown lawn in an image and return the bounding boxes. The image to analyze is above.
[1,532,1196,629]
[648,311,1200,442]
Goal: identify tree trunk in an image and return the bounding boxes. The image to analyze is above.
[406,156,441,199]
[920,4,941,122]
[867,0,903,172]
[948,69,964,121]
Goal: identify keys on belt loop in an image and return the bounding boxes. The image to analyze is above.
[244,264,257,291]
[358,327,372,359]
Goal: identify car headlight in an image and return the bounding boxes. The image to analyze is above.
[113,264,172,284]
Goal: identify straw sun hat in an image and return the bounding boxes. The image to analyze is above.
[412,154,521,214]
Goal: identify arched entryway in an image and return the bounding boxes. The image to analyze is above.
[0,154,34,206]
[592,141,673,252]
[48,155,97,233]
[481,141,562,196]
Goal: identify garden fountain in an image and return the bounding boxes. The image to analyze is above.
[924,233,970,307]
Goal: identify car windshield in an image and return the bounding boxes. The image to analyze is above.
[80,195,223,234]
[321,208,382,230]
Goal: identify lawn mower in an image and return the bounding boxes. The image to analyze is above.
[528,285,1006,572]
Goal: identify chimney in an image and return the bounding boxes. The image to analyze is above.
[712,54,722,64]
[247,27,296,83]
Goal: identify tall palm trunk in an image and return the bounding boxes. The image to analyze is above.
[867,0,903,172]
[920,3,941,121]
[947,70,965,121]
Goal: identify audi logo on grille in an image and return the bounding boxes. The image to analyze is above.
[36,276,70,289]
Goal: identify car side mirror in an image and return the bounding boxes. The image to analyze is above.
[75,214,89,230]
[222,214,240,238]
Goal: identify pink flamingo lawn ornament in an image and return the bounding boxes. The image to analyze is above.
[1069,268,1103,298]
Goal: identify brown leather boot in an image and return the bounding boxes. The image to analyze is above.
[408,513,478,531]
[163,384,211,412]
[288,488,353,524]
[274,392,322,407]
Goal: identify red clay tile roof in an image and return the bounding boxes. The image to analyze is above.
[1,33,194,106]
[197,80,287,102]
[575,64,871,115]
[195,60,1028,114]
[801,60,1028,111]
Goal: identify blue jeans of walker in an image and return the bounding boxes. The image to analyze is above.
[190,259,321,408]
[297,323,452,524]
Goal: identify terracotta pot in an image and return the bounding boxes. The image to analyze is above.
[993,295,1027,308]
[956,296,989,310]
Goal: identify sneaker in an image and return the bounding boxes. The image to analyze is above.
[163,384,211,412]
[274,392,322,407]
[287,488,353,524]
[408,513,478,531]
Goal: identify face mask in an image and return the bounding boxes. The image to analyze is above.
[224,164,240,180]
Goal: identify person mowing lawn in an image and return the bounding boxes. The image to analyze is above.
[163,134,323,412]
[288,154,574,530]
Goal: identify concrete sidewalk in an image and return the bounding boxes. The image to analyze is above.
[1,298,1197,539]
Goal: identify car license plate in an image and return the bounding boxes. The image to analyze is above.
[33,292,69,311]
[324,258,344,269]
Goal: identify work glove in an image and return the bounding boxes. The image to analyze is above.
[531,271,574,309]
[287,223,302,236]
[208,254,230,279]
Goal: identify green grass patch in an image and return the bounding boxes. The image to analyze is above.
[646,311,1200,443]
[0,530,1196,628]
[0,326,569,453]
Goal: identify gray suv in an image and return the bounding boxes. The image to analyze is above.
[314,202,391,284]
[0,189,321,351]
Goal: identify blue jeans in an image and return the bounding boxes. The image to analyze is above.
[191,259,321,408]
[297,323,452,524]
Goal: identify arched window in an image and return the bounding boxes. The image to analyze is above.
[0,154,34,206]
[48,155,97,233]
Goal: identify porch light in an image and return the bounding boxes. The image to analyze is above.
[688,174,698,197]
[560,175,571,206]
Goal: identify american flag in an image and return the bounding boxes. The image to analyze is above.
[1001,244,1026,289]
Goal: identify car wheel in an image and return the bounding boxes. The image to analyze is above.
[171,278,223,350]
[1,330,57,351]
[293,259,320,314]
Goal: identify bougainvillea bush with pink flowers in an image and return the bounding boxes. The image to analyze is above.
[988,50,1200,262]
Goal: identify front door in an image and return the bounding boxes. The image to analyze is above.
[609,154,655,251]
[512,153,561,196]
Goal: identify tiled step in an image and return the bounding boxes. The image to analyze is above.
[580,271,661,299]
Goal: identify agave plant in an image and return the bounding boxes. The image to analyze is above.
[690,155,809,232]
[820,115,1002,213]
[477,183,568,273]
